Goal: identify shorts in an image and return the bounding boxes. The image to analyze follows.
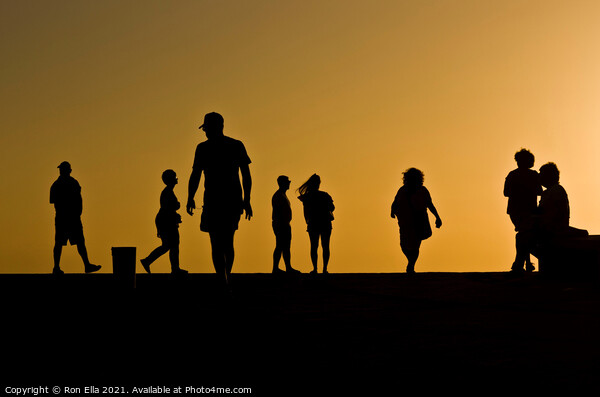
[158,226,180,248]
[200,205,242,233]
[55,217,85,246]
[400,235,422,251]
[306,221,332,234]
[399,227,421,251]
[509,213,534,232]
[273,223,292,247]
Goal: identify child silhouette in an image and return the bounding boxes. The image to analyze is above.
[141,170,188,275]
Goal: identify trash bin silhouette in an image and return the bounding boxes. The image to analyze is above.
[112,247,136,288]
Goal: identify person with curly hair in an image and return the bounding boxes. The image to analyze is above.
[391,168,442,274]
[504,148,542,272]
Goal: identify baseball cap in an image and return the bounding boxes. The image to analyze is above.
[199,112,224,129]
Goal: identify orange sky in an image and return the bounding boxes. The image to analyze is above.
[2,0,600,274]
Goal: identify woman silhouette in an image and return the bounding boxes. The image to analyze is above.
[391,168,442,274]
[297,174,335,274]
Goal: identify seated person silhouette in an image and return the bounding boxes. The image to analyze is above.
[50,161,101,275]
[504,148,542,272]
[515,162,587,270]
[140,170,188,275]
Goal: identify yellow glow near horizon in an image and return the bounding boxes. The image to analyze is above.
[2,1,600,274]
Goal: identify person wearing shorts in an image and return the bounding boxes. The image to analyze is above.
[187,112,253,286]
[272,175,300,275]
[50,161,101,275]
[140,169,188,275]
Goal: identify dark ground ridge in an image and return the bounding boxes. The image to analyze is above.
[1,272,599,394]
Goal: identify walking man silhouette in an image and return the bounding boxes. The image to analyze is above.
[272,175,300,275]
[187,112,252,286]
[50,161,101,275]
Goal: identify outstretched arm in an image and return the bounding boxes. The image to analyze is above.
[187,169,201,216]
[240,163,253,220]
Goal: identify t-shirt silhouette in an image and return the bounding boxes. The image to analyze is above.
[298,190,334,232]
[192,135,251,213]
[392,185,432,241]
[50,175,82,220]
[272,190,292,227]
[504,168,542,216]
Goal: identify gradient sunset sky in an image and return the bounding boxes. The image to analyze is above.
[2,0,600,274]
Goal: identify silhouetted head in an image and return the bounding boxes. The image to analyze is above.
[514,148,535,169]
[199,112,224,139]
[539,162,560,188]
[297,174,321,196]
[403,168,424,188]
[57,161,72,176]
[277,175,290,191]
[162,169,178,187]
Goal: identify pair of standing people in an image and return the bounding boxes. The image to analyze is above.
[272,174,335,275]
[144,112,253,282]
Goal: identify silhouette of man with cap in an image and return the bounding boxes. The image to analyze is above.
[272,175,300,275]
[187,112,252,286]
[50,161,101,275]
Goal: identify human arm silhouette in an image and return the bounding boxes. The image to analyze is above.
[427,201,442,228]
[390,192,400,219]
[503,175,511,198]
[187,168,201,216]
[240,163,252,220]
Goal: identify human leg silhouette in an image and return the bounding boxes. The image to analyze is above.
[273,226,297,274]
[77,243,100,273]
[401,241,420,274]
[510,214,535,272]
[273,243,285,274]
[209,230,235,285]
[168,245,188,274]
[53,244,63,274]
[281,245,294,272]
[53,239,99,274]
[141,245,168,273]
[321,229,331,274]
[513,230,535,273]
[308,231,320,274]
